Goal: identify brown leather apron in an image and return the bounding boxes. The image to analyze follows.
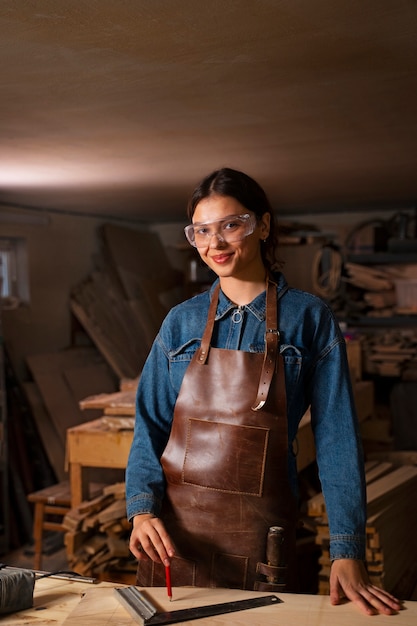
[136,280,297,590]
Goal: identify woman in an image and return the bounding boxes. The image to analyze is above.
[126,168,401,615]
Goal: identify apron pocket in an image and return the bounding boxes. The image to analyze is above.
[182,418,269,495]
[210,552,249,589]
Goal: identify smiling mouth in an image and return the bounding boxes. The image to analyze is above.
[211,253,232,263]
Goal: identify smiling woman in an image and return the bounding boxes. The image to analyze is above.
[125,167,402,616]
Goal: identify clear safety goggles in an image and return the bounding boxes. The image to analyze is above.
[184,213,257,248]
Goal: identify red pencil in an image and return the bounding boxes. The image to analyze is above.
[165,564,172,601]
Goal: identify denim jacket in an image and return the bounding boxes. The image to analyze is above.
[126,272,366,561]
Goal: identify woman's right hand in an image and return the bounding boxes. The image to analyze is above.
[129,513,175,566]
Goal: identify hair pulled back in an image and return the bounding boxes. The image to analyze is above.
[187,167,281,271]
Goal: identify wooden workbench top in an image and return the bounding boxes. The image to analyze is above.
[3,577,417,625]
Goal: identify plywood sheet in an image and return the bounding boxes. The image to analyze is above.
[27,348,117,445]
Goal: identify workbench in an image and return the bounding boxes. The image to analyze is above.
[4,576,416,625]
[66,417,133,507]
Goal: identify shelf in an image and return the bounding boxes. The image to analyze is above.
[346,252,417,265]
[342,315,417,328]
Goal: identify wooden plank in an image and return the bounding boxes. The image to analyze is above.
[70,269,149,380]
[367,450,417,466]
[26,348,117,446]
[364,462,393,484]
[366,465,417,516]
[101,224,183,327]
[22,382,67,482]
[60,585,417,626]
[79,390,135,412]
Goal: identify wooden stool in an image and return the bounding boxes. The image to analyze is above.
[27,481,71,570]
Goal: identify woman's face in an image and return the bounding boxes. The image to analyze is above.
[191,194,270,281]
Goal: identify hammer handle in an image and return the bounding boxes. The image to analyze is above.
[267,525,285,567]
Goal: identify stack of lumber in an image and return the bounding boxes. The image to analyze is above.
[344,263,402,318]
[63,482,135,581]
[362,329,417,378]
[79,381,137,429]
[307,460,417,599]
[80,389,136,417]
[70,225,184,380]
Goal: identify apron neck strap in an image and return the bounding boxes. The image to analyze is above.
[197,283,220,364]
[197,279,279,356]
[197,281,281,409]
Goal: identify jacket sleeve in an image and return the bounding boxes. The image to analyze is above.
[125,333,178,521]
[309,331,367,561]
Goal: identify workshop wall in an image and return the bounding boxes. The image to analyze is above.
[2,205,415,386]
[2,211,111,381]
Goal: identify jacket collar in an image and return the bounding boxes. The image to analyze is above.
[209,272,288,322]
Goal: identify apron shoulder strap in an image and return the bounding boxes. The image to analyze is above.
[196,280,282,412]
[252,280,280,411]
[196,283,220,365]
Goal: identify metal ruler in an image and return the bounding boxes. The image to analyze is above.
[115,586,282,625]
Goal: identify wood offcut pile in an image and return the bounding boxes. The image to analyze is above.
[343,263,400,318]
[306,457,417,599]
[62,385,139,580]
[362,329,417,379]
[63,482,136,581]
[78,380,137,430]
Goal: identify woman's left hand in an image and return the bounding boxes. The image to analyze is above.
[329,559,403,615]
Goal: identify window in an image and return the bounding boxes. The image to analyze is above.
[0,238,29,305]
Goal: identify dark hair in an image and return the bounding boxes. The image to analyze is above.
[187,167,281,271]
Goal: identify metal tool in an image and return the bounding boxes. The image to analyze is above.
[115,586,282,625]
[266,525,286,585]
[255,525,287,592]
[0,564,97,584]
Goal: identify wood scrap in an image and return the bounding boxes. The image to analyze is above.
[362,329,417,378]
[363,290,397,309]
[64,482,134,578]
[79,389,136,414]
[344,263,396,291]
[100,416,135,430]
[120,377,140,391]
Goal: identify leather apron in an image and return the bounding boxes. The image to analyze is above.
[135,280,297,590]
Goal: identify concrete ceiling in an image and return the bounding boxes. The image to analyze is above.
[1,1,417,223]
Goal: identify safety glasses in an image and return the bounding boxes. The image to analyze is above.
[184,213,257,248]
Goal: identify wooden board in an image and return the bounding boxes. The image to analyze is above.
[79,390,136,413]
[22,381,67,481]
[6,578,417,625]
[62,586,417,626]
[26,348,118,445]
